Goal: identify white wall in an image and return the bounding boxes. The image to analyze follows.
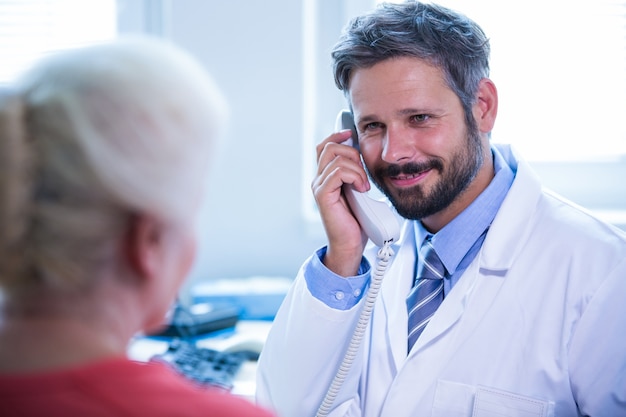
[128,0,335,284]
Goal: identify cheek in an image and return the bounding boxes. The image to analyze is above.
[180,233,198,277]
[427,125,467,157]
[358,140,381,169]
[166,228,198,288]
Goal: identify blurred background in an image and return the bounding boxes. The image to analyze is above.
[2,0,625,301]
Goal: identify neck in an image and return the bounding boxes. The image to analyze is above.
[0,284,141,373]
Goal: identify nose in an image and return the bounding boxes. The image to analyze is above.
[381,124,416,163]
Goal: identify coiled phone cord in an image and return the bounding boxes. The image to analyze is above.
[315,241,395,417]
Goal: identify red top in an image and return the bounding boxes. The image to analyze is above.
[0,357,275,417]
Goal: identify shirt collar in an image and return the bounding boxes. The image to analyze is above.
[415,146,515,274]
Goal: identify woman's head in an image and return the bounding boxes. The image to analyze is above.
[0,37,228,296]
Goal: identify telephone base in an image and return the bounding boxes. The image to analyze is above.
[148,304,240,338]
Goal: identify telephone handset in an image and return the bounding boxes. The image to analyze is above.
[317,112,400,417]
[335,110,400,247]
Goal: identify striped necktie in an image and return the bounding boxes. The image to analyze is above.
[406,238,446,352]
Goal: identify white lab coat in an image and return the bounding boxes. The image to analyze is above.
[256,144,626,417]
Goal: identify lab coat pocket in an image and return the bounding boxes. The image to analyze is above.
[432,381,554,417]
[472,386,554,417]
[432,380,476,417]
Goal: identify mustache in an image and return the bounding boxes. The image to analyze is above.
[379,159,444,178]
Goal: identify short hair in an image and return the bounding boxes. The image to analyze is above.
[332,1,490,117]
[0,36,228,292]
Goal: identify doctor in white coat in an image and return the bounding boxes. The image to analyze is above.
[256,2,626,417]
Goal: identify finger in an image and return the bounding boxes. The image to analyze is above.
[316,138,364,180]
[314,153,370,198]
[315,130,354,161]
[312,165,362,233]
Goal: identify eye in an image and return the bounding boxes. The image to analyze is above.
[410,114,430,123]
[362,121,384,132]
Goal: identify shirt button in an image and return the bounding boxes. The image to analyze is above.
[334,291,345,300]
[353,288,361,297]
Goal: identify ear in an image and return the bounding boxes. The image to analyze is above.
[472,78,498,134]
[125,214,164,282]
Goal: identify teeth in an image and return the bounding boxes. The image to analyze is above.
[394,170,428,180]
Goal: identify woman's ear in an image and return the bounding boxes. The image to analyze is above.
[473,78,498,133]
[124,214,164,282]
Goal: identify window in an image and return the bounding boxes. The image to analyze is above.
[414,0,626,162]
[0,0,117,85]
[302,0,626,229]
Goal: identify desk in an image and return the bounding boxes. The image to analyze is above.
[128,320,272,402]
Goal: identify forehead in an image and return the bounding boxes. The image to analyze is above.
[347,57,455,114]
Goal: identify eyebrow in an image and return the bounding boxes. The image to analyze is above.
[358,107,439,124]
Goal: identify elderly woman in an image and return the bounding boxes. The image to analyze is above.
[0,37,273,417]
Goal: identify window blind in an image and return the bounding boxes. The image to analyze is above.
[0,0,116,84]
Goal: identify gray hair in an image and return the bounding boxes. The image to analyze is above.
[0,37,227,293]
[332,1,490,123]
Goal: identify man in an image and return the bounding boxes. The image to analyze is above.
[256,2,626,416]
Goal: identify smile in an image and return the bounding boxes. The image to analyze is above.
[393,171,428,180]
[390,169,431,186]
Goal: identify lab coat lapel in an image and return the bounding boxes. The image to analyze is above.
[374,220,506,368]
[407,144,544,359]
[407,254,503,359]
[480,144,542,271]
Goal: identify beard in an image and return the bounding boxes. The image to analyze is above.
[368,124,484,221]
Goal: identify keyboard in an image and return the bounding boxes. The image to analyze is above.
[150,339,251,391]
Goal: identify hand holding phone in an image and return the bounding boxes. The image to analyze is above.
[335,110,400,247]
[316,111,400,417]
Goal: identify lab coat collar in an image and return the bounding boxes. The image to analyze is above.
[479,144,543,273]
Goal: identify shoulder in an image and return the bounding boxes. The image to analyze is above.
[0,359,274,417]
[92,360,274,416]
[536,189,626,253]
